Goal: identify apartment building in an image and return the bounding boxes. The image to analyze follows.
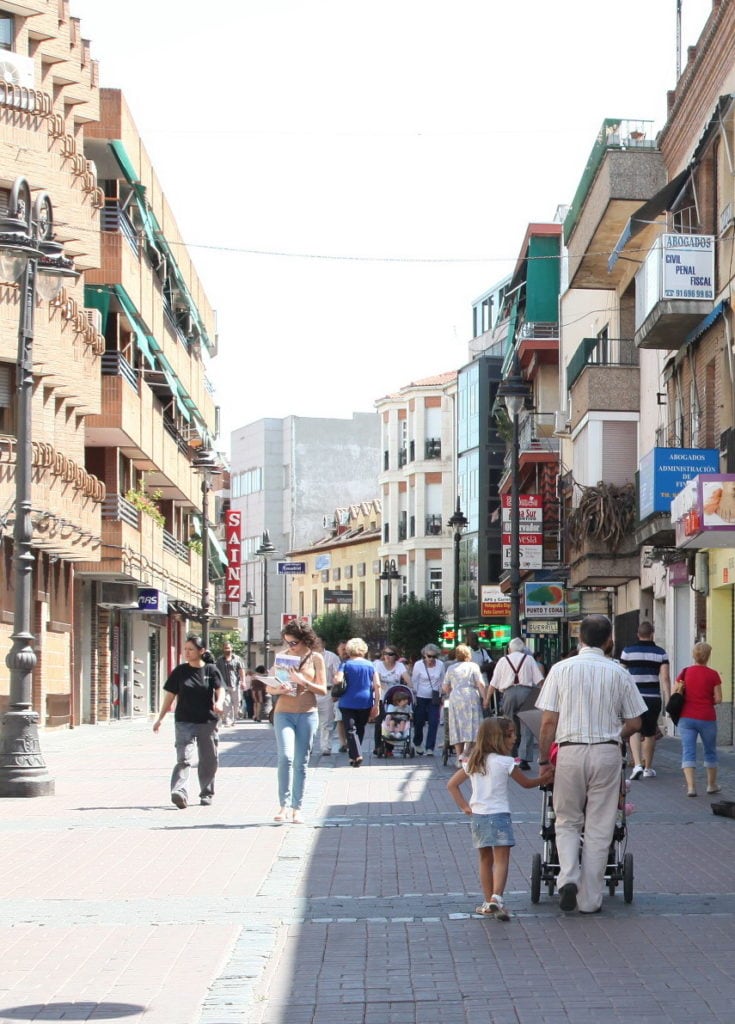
[492,225,564,660]
[375,372,457,615]
[0,2,104,727]
[0,4,219,728]
[286,500,382,621]
[559,0,735,742]
[231,414,381,663]
[74,89,219,723]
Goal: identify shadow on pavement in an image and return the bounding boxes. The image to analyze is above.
[0,1002,143,1020]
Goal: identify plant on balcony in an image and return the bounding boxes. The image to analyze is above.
[567,481,635,553]
[187,537,203,555]
[125,483,165,528]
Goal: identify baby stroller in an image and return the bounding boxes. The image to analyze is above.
[379,684,416,759]
[530,745,634,905]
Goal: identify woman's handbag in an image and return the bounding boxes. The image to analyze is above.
[431,689,442,707]
[665,672,685,725]
[331,680,347,701]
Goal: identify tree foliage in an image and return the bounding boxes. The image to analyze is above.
[389,598,445,661]
[208,629,244,658]
[311,611,354,652]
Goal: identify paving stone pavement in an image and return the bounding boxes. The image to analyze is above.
[1,718,735,1023]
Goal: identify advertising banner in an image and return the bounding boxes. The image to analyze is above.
[661,233,715,301]
[480,585,511,618]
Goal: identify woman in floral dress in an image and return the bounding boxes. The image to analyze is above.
[443,644,486,759]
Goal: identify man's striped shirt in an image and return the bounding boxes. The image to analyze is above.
[619,640,669,698]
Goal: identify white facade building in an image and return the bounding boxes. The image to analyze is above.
[230,414,380,658]
[376,373,457,614]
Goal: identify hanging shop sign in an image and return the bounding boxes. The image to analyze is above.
[224,509,242,602]
[671,473,735,548]
[480,584,511,618]
[524,582,565,618]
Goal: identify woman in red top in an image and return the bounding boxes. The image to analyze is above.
[675,642,722,797]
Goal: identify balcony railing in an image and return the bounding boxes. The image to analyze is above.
[425,514,443,536]
[519,320,558,340]
[102,494,140,528]
[425,437,441,459]
[567,337,638,391]
[519,412,559,454]
[101,203,139,256]
[398,447,408,468]
[163,416,192,458]
[163,529,190,563]
[101,351,137,391]
[398,521,408,541]
[426,589,443,607]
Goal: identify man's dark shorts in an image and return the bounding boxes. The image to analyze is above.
[639,696,662,737]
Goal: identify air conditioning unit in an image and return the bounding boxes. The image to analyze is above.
[553,410,571,436]
[85,308,102,334]
[0,52,34,88]
[694,552,709,596]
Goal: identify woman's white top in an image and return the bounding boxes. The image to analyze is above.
[411,658,445,698]
[372,660,408,700]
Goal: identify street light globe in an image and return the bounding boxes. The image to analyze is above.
[0,248,27,283]
[36,269,67,302]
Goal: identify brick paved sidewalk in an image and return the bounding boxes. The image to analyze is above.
[2,721,735,1023]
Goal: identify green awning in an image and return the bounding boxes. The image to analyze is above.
[156,352,191,422]
[208,526,227,574]
[113,285,155,368]
[109,140,145,197]
[84,286,111,332]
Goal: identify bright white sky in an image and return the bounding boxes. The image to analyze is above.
[70,0,712,452]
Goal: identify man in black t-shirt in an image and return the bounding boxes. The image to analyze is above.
[154,638,224,808]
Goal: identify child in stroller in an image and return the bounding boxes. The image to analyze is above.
[381,684,415,758]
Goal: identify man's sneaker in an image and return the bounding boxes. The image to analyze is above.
[642,768,656,778]
[171,792,187,809]
[629,765,644,781]
[415,745,425,755]
[425,749,435,757]
[200,795,212,806]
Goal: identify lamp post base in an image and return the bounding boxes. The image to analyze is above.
[0,709,54,798]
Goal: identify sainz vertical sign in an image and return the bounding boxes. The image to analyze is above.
[224,510,242,603]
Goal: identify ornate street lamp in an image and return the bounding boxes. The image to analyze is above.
[497,355,531,638]
[448,498,468,648]
[242,589,256,668]
[193,447,220,648]
[0,177,78,798]
[256,530,276,668]
[379,558,401,642]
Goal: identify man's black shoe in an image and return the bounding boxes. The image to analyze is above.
[518,760,531,771]
[559,883,578,912]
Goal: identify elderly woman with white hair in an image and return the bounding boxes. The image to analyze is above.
[489,638,544,769]
[411,643,446,756]
[335,638,381,767]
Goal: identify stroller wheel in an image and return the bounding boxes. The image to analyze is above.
[530,853,541,904]
[623,852,634,903]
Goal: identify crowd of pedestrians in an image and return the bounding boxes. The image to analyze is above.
[152,615,726,919]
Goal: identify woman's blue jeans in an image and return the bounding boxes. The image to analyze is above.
[413,696,440,752]
[273,710,318,809]
[678,717,718,768]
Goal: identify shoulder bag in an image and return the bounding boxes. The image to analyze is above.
[665,669,686,725]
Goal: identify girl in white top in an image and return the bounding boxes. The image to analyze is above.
[447,716,551,920]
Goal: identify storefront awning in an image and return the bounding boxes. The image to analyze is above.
[608,167,692,271]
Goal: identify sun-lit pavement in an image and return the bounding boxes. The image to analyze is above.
[2,719,735,1023]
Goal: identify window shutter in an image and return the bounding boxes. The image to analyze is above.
[0,363,11,407]
[602,421,637,486]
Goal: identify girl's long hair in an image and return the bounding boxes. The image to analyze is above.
[466,717,513,775]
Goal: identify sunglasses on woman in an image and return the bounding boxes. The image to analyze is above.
[285,639,300,648]
[383,650,397,657]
